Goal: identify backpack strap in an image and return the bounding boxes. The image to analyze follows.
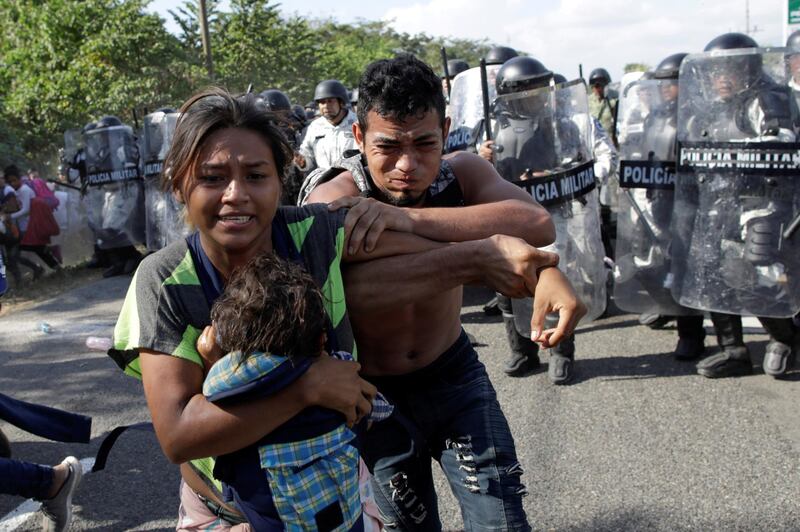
[297,150,371,205]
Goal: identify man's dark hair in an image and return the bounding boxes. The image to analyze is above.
[357,54,446,132]
[3,165,20,180]
[211,252,327,361]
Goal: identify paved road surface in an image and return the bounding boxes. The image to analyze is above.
[1,276,797,531]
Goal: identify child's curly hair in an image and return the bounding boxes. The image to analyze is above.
[211,252,327,360]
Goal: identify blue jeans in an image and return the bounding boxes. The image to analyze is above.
[361,330,530,531]
[0,457,53,499]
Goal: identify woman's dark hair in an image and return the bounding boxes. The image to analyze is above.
[211,252,328,360]
[163,87,293,193]
[357,54,446,132]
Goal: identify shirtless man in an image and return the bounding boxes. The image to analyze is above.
[304,54,586,531]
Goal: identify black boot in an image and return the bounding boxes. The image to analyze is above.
[674,315,706,360]
[697,313,752,378]
[498,295,540,377]
[549,334,575,385]
[759,317,798,378]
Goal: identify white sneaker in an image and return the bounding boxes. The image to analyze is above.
[41,456,83,532]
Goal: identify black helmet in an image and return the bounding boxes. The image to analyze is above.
[95,115,123,128]
[704,32,758,52]
[588,68,611,87]
[82,121,97,134]
[787,29,800,50]
[496,56,553,95]
[653,53,688,80]
[350,88,359,105]
[291,104,307,123]
[313,80,349,103]
[702,33,762,91]
[552,73,568,85]
[485,46,518,65]
[443,59,470,78]
[259,89,291,112]
[155,107,177,114]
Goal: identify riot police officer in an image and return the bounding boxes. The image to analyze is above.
[141,107,184,252]
[441,59,470,99]
[259,89,305,204]
[673,33,800,378]
[83,115,145,277]
[786,30,800,111]
[491,56,606,383]
[446,49,517,155]
[613,52,713,360]
[588,67,620,266]
[485,46,518,66]
[296,80,357,173]
[588,68,618,143]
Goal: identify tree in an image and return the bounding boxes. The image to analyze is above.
[624,62,652,74]
[0,0,196,167]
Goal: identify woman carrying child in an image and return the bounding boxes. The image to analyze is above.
[110,88,438,530]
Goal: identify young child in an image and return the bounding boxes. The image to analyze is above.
[200,252,392,532]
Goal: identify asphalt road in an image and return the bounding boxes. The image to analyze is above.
[0,276,797,531]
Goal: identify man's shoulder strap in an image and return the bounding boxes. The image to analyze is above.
[297,150,370,205]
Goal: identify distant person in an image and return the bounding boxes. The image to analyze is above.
[1,165,46,281]
[295,80,357,173]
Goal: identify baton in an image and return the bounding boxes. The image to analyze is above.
[579,63,584,81]
[47,178,81,191]
[132,108,139,131]
[441,47,451,98]
[784,212,800,240]
[621,186,661,242]
[480,58,492,142]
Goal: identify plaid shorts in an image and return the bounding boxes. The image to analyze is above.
[260,425,362,531]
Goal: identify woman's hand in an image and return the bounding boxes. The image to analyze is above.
[196,325,224,377]
[299,355,377,427]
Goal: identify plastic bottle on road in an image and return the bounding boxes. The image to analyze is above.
[85,336,113,351]
[40,322,52,334]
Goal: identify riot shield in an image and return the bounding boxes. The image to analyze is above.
[62,130,84,184]
[671,48,800,317]
[84,125,145,249]
[445,65,500,153]
[493,80,607,333]
[141,112,186,251]
[613,77,695,316]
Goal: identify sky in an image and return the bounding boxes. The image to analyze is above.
[149,0,792,82]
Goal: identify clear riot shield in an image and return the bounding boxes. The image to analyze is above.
[612,77,696,316]
[445,65,500,153]
[84,125,145,250]
[671,48,800,317]
[493,80,607,334]
[142,112,186,251]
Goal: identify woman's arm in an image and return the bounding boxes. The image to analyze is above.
[343,230,447,263]
[140,350,376,463]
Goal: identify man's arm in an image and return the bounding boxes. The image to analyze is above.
[409,151,555,245]
[343,234,558,312]
[320,152,555,254]
[10,187,31,221]
[296,121,318,172]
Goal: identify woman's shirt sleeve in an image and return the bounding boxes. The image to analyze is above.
[111,243,209,378]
